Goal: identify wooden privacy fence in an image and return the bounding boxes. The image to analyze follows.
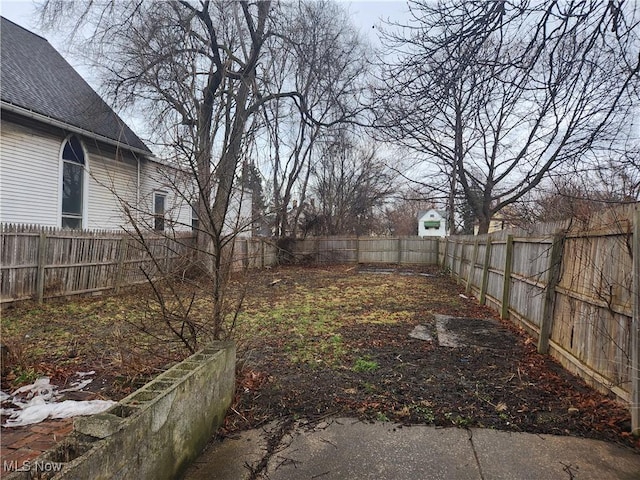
[440,204,639,433]
[2,228,440,303]
[293,236,439,264]
[2,218,637,431]
[1,224,195,304]
[229,236,440,268]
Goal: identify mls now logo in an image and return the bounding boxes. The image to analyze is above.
[3,460,63,473]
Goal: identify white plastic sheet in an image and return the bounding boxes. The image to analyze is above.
[1,374,115,427]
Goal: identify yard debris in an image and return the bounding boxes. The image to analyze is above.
[495,402,508,412]
[1,374,115,427]
[224,266,636,451]
[409,325,433,342]
[2,264,636,451]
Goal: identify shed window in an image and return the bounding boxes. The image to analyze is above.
[424,221,441,229]
[154,192,166,231]
[61,136,85,229]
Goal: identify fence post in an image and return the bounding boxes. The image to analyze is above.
[501,235,514,319]
[316,237,321,264]
[397,237,402,265]
[456,239,464,284]
[479,237,492,305]
[115,236,129,294]
[450,239,458,280]
[243,238,249,269]
[442,237,449,269]
[466,240,479,294]
[632,206,640,435]
[36,232,48,303]
[537,233,565,354]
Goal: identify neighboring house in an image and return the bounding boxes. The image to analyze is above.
[417,209,448,237]
[473,209,521,235]
[0,17,193,232]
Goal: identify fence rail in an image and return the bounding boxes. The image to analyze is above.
[0,224,195,303]
[286,236,440,265]
[440,204,639,433]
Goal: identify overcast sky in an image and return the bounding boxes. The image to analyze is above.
[0,0,410,93]
[0,0,411,46]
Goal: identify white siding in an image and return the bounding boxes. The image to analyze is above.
[139,160,253,237]
[140,160,194,232]
[0,119,249,236]
[86,152,139,230]
[0,120,60,226]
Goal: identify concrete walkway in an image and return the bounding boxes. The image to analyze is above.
[182,417,640,480]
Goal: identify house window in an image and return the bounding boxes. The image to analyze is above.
[61,136,85,229]
[191,206,199,231]
[154,192,166,231]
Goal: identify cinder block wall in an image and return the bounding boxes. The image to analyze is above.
[8,341,236,480]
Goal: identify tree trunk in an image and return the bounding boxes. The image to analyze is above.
[476,215,490,235]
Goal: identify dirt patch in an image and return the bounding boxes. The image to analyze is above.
[435,314,516,349]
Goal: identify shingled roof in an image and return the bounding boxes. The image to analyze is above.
[0,17,151,154]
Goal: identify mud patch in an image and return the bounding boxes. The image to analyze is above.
[435,314,517,349]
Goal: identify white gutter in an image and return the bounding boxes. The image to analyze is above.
[136,156,141,223]
[1,101,152,157]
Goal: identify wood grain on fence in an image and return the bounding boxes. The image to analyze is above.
[228,236,440,269]
[0,224,195,303]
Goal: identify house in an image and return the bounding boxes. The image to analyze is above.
[473,208,521,235]
[417,209,447,237]
[0,17,193,232]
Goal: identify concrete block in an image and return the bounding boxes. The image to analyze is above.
[73,413,122,439]
[13,341,238,480]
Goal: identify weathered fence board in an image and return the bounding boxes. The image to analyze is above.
[0,224,195,303]
[306,236,438,265]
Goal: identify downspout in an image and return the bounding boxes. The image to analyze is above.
[136,157,141,224]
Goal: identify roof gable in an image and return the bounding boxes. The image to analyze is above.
[418,209,446,221]
[0,17,150,154]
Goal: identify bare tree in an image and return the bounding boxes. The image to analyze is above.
[300,130,395,236]
[510,174,638,227]
[259,0,370,238]
[38,0,314,340]
[374,0,640,234]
